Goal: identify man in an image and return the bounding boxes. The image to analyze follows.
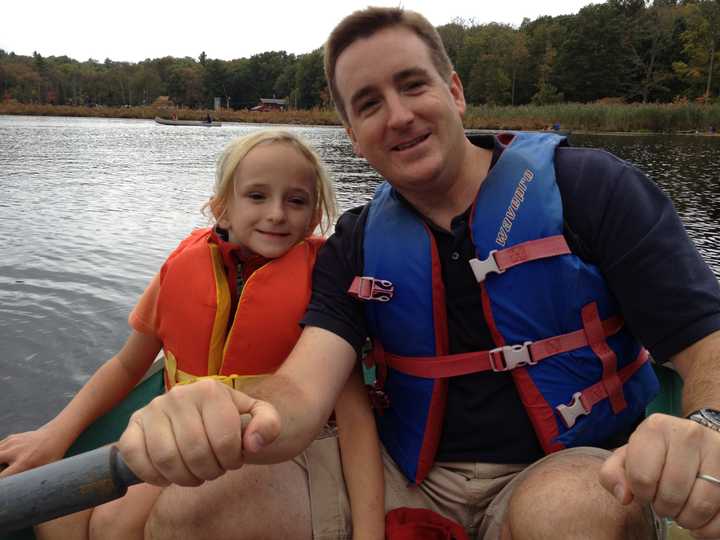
[119,7,720,539]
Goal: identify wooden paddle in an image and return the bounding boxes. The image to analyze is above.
[0,445,140,533]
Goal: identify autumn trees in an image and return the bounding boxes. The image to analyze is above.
[1,0,718,110]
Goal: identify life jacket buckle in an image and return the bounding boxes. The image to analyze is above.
[489,341,535,371]
[349,276,394,302]
[556,391,591,428]
[469,250,504,283]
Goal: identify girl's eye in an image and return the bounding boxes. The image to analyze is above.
[247,192,265,201]
[289,196,309,206]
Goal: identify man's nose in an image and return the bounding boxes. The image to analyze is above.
[386,95,414,130]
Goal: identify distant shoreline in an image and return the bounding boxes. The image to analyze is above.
[0,103,342,126]
[1,102,718,135]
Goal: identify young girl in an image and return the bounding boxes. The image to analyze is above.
[0,130,385,540]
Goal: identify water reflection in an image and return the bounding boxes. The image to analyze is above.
[571,133,720,272]
[0,116,718,433]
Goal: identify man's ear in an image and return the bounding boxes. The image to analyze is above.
[449,71,467,117]
[345,126,364,157]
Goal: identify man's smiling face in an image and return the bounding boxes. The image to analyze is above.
[335,25,468,197]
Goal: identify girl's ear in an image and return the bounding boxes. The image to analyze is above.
[210,197,229,228]
[217,214,230,229]
[307,207,322,235]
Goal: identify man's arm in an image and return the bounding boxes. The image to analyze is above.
[118,326,357,486]
[674,329,720,413]
[244,326,358,462]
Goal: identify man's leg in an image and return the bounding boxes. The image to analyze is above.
[145,460,313,540]
[483,448,659,540]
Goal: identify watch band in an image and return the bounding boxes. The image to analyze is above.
[687,409,720,434]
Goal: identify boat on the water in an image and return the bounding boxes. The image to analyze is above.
[0,362,684,539]
[154,116,222,127]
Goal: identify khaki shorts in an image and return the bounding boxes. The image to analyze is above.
[293,436,667,540]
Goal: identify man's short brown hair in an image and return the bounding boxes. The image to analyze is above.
[324,6,454,124]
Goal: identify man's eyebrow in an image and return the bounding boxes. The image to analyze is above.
[350,85,376,110]
[393,67,430,84]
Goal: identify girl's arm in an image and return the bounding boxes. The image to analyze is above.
[335,365,385,540]
[0,330,162,477]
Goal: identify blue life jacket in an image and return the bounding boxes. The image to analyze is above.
[358,132,659,484]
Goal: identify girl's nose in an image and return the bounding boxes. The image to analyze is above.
[266,200,287,222]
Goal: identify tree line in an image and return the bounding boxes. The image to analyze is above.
[1,0,718,111]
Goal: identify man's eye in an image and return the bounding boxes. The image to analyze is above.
[404,80,426,92]
[358,99,379,113]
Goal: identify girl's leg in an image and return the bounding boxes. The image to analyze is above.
[88,483,164,540]
[34,509,92,540]
[34,484,163,540]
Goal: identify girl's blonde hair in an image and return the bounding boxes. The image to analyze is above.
[207,130,337,236]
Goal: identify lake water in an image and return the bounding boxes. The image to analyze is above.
[1,116,719,435]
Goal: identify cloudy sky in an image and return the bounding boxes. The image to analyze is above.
[2,1,597,63]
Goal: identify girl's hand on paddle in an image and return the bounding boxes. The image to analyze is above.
[0,426,68,478]
[117,379,281,486]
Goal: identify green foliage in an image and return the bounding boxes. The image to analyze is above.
[295,49,326,109]
[673,0,720,99]
[554,3,635,101]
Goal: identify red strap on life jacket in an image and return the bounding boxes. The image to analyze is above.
[582,302,627,414]
[385,507,469,540]
[348,276,395,301]
[496,235,571,271]
[380,316,624,378]
[470,235,571,282]
[556,348,649,428]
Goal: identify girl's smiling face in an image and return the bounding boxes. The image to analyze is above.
[218,141,319,259]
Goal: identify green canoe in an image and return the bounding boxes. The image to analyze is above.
[0,363,684,540]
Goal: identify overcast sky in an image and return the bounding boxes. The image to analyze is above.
[2,1,597,63]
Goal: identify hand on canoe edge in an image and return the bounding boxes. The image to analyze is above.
[117,379,282,487]
[0,425,69,478]
[600,413,720,538]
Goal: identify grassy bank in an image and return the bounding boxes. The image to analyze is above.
[1,102,719,134]
[464,102,720,133]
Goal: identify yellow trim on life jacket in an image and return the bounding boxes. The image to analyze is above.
[165,350,267,390]
[208,243,231,376]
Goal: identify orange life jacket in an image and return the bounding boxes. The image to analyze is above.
[155,228,322,390]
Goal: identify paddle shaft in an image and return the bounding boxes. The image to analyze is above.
[0,445,140,533]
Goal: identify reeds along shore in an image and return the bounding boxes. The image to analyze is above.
[1,102,719,134]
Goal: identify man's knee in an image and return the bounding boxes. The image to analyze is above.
[145,482,218,540]
[146,463,312,540]
[505,452,654,540]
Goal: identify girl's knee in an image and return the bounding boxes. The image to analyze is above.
[89,485,161,540]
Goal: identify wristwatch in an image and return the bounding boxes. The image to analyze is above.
[687,409,720,433]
